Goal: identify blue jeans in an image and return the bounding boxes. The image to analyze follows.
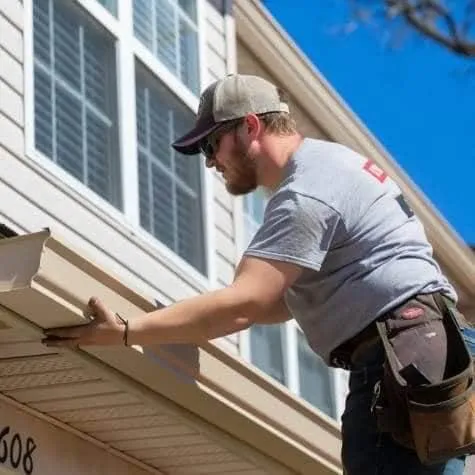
[341,326,475,474]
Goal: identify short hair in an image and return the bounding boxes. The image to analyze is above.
[258,87,297,135]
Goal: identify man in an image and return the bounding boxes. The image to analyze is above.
[43,74,468,474]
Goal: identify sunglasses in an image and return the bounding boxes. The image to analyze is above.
[199,120,242,159]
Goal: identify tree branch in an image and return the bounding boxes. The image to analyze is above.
[386,0,475,56]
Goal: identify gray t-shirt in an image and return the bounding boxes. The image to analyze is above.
[244,138,456,364]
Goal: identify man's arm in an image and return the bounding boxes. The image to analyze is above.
[42,256,301,347]
[252,298,292,325]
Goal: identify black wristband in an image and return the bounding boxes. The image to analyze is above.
[115,313,129,346]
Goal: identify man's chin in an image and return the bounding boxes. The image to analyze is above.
[225,181,257,196]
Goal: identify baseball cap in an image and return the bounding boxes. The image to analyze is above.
[172,74,289,155]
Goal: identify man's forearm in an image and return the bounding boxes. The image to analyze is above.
[127,286,256,346]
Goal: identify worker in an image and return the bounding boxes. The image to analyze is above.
[43,74,471,474]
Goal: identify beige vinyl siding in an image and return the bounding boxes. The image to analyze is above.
[0,2,24,158]
[204,1,240,349]
[0,1,241,351]
[205,0,227,82]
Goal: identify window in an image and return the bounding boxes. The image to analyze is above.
[136,66,206,274]
[133,0,199,93]
[241,190,337,418]
[250,324,287,384]
[29,0,208,277]
[297,331,335,417]
[33,0,121,208]
[243,188,267,245]
[96,0,117,16]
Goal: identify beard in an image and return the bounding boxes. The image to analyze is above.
[224,138,258,196]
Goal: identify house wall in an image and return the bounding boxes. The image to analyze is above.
[0,0,238,354]
[0,398,149,475]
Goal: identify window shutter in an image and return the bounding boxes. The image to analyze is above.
[179,17,199,93]
[33,0,120,208]
[155,0,177,73]
[136,71,206,273]
[133,0,199,92]
[133,0,153,49]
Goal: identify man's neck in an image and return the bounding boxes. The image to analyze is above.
[261,134,303,190]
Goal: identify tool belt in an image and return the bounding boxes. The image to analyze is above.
[371,293,475,465]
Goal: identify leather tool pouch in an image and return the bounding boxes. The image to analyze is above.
[373,294,475,465]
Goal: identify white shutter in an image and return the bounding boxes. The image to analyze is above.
[150,163,175,249]
[33,0,51,66]
[136,70,206,274]
[34,70,53,158]
[133,0,153,49]
[133,0,199,93]
[179,16,199,93]
[155,0,177,73]
[53,5,81,90]
[55,88,83,181]
[33,0,120,207]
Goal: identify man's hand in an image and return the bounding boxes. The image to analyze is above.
[42,297,126,348]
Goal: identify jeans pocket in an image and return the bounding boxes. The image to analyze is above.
[461,327,475,357]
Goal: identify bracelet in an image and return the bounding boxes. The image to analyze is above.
[115,313,129,346]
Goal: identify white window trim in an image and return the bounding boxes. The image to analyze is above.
[285,320,300,394]
[196,0,218,289]
[23,0,217,291]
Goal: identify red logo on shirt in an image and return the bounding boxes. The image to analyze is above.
[363,160,388,183]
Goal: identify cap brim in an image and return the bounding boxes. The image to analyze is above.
[172,121,221,156]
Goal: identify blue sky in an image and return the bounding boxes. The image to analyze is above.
[263,0,475,246]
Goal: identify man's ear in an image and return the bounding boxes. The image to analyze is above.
[243,114,261,140]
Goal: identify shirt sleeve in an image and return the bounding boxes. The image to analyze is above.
[244,189,341,272]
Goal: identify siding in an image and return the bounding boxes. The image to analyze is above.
[0,0,238,301]
[205,1,240,350]
[0,1,241,351]
[205,0,228,82]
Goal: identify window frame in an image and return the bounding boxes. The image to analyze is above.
[23,0,217,288]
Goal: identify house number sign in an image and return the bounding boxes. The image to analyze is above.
[0,426,36,474]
